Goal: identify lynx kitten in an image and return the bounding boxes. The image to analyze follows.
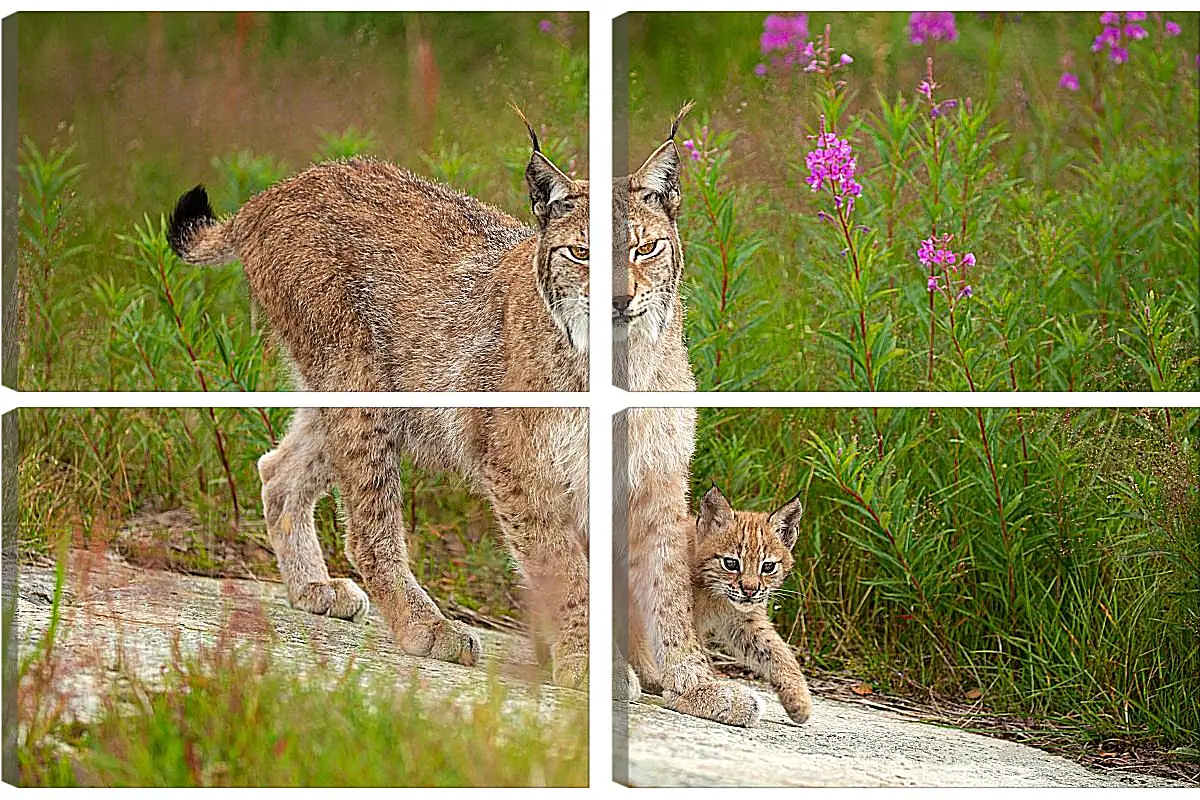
[166,116,590,686]
[691,485,814,724]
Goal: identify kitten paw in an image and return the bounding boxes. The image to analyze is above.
[667,680,765,728]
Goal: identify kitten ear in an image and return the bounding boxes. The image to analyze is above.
[767,493,804,551]
[630,140,682,218]
[697,484,734,535]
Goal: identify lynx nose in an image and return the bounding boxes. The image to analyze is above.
[613,295,632,314]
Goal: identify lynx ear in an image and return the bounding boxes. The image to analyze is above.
[767,493,804,551]
[525,151,576,228]
[514,105,576,228]
[697,484,734,536]
[631,140,682,218]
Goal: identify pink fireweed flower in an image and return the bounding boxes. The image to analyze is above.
[761,13,809,52]
[1111,45,1130,64]
[928,275,941,292]
[1125,23,1148,40]
[1099,11,1121,25]
[1059,71,1081,91]
[909,12,958,45]
[839,53,854,65]
[539,19,553,34]
[681,139,703,162]
[1124,11,1147,22]
[963,252,976,267]
[754,63,768,76]
[1165,20,1181,36]
[805,120,863,214]
[957,285,973,299]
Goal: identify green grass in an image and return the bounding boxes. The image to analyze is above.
[625,12,1199,392]
[690,406,1200,767]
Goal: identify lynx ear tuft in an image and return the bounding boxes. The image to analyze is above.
[767,493,805,551]
[669,100,695,140]
[510,102,541,153]
[698,484,735,535]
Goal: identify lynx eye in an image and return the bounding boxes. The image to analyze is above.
[721,556,740,572]
[760,561,777,575]
[564,245,589,263]
[632,239,665,259]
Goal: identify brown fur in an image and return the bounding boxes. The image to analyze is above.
[168,132,590,685]
[691,486,813,724]
[616,104,766,727]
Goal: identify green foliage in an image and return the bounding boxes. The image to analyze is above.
[692,407,1200,752]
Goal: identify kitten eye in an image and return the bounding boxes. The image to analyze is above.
[721,557,740,572]
[761,561,777,575]
[564,245,589,263]
[632,239,665,259]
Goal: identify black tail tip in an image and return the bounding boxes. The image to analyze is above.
[167,185,215,256]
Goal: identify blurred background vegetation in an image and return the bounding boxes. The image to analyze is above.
[689,405,1199,779]
[623,12,1198,392]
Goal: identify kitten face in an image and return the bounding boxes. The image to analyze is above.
[693,486,803,613]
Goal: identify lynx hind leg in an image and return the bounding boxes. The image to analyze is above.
[665,681,765,728]
[484,458,589,688]
[322,408,480,666]
[260,408,369,623]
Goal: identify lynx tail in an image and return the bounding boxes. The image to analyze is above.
[167,185,236,266]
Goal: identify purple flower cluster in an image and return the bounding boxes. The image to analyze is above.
[805,126,862,213]
[909,12,958,46]
[919,234,976,301]
[757,13,811,73]
[756,14,853,78]
[681,138,703,162]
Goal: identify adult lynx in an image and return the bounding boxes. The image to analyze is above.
[616,105,766,726]
[691,485,813,724]
[167,120,590,685]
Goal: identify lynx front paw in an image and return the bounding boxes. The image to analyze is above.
[425,620,482,667]
[667,680,765,728]
[292,578,370,623]
[552,653,589,689]
[626,664,642,702]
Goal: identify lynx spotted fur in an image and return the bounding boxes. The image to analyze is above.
[167,119,590,686]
